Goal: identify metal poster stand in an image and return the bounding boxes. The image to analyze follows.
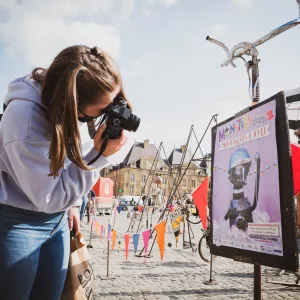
[203,255,217,285]
[206,2,300,298]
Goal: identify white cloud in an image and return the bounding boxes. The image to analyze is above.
[210,24,228,37]
[142,0,180,7]
[0,0,121,67]
[139,0,181,15]
[121,0,136,20]
[122,61,144,77]
[231,0,253,8]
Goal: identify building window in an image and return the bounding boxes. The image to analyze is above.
[130,174,135,182]
[192,180,196,187]
[162,177,167,184]
[182,179,186,186]
[161,189,165,196]
[130,185,134,194]
[141,175,146,183]
[142,162,147,169]
[152,188,156,194]
[141,187,144,194]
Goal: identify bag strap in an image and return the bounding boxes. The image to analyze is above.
[71,231,94,278]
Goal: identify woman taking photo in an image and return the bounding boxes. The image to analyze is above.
[0,45,128,300]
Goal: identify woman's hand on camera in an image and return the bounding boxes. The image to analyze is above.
[93,123,127,157]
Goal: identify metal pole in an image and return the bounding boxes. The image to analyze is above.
[87,202,96,249]
[187,220,193,248]
[107,239,110,277]
[209,255,213,280]
[135,142,163,233]
[254,263,261,300]
[146,208,149,229]
[100,237,116,280]
[147,234,157,256]
[203,254,217,285]
[138,116,217,257]
[182,216,186,248]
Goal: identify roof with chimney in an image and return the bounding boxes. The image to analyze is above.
[123,140,167,167]
[168,146,198,167]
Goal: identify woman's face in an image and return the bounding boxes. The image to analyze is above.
[78,85,120,119]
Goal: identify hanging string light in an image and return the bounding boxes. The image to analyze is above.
[213,163,278,176]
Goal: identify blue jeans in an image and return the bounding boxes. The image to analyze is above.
[80,195,88,221]
[0,204,70,300]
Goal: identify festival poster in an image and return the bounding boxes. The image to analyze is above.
[212,100,283,256]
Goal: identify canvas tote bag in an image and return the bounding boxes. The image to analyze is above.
[61,232,94,300]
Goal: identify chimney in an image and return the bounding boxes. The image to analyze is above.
[180,145,186,153]
[144,139,150,149]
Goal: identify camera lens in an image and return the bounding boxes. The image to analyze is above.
[124,114,140,132]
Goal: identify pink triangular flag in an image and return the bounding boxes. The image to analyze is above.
[142,229,151,263]
[124,233,130,260]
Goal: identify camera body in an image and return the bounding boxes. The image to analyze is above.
[102,96,140,139]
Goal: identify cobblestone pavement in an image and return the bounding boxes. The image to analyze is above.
[81,210,300,300]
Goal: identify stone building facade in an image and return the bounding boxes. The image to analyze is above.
[102,139,207,200]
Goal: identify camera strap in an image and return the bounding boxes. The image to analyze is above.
[0,104,7,122]
[87,134,109,166]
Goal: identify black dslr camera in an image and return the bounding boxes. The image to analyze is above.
[102,96,140,139]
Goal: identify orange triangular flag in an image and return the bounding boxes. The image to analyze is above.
[95,221,100,234]
[112,229,117,250]
[124,233,130,260]
[154,220,166,260]
[192,177,209,229]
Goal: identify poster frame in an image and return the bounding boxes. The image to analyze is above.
[210,91,299,272]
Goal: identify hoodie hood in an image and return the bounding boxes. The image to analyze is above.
[4,75,93,155]
[4,75,46,109]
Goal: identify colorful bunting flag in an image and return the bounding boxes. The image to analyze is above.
[95,221,100,234]
[192,177,209,229]
[155,220,166,260]
[171,212,183,247]
[138,206,143,212]
[112,229,117,250]
[108,223,112,240]
[117,206,123,214]
[103,225,106,239]
[124,233,130,260]
[100,225,104,241]
[133,233,140,254]
[142,229,151,262]
[292,143,300,195]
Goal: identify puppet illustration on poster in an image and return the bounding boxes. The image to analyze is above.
[212,100,283,256]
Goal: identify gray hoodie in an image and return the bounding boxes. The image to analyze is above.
[0,75,109,213]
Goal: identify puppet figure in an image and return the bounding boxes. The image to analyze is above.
[224,148,261,231]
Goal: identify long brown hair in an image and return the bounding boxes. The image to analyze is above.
[32,45,124,177]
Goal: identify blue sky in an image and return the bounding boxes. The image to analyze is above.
[0,0,300,164]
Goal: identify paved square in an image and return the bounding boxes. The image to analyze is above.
[81,210,300,300]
